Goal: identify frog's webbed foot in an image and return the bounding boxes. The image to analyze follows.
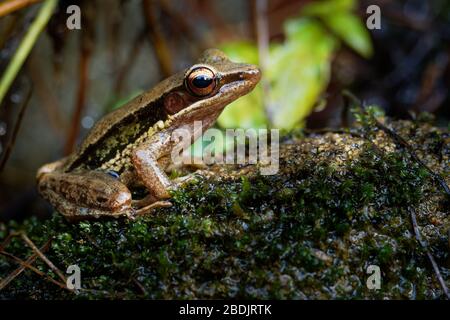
[165,156,208,174]
[171,169,213,189]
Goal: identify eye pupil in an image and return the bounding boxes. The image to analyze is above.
[192,75,213,88]
[186,67,216,96]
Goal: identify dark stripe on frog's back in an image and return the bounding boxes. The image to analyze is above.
[65,94,169,171]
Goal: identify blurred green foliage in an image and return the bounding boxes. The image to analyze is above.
[218,0,373,130]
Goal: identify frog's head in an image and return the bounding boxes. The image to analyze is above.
[164,49,260,125]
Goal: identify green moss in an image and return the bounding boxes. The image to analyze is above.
[1,116,448,299]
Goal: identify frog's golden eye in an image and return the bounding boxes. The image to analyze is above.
[185,67,217,97]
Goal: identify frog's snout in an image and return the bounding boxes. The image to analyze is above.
[240,66,261,81]
[238,65,261,88]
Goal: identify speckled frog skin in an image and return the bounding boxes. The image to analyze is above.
[37,49,260,221]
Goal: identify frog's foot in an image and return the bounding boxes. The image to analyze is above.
[166,157,208,173]
[133,201,172,217]
[171,169,213,188]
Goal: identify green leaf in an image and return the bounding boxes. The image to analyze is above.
[217,42,267,129]
[324,12,373,58]
[267,19,336,129]
[302,0,373,58]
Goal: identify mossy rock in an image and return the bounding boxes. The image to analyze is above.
[0,115,449,299]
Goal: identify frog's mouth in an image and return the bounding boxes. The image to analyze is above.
[171,64,261,125]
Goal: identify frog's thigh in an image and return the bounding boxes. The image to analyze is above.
[36,156,70,180]
[131,132,173,199]
[38,170,132,218]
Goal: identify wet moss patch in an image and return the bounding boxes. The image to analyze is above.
[1,115,449,299]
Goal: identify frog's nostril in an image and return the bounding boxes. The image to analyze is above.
[244,67,261,82]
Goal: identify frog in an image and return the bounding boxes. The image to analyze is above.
[36,49,261,221]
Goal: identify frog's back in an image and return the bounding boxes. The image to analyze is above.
[65,75,183,171]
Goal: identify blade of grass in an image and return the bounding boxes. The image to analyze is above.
[0,0,57,106]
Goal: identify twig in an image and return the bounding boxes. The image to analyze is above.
[0,250,68,291]
[0,0,57,106]
[409,207,450,299]
[113,29,146,98]
[0,87,33,172]
[142,0,173,77]
[0,239,66,291]
[189,0,233,40]
[20,233,66,283]
[0,232,20,251]
[158,0,207,50]
[27,54,65,135]
[64,13,94,155]
[0,250,39,290]
[254,0,272,126]
[0,0,42,18]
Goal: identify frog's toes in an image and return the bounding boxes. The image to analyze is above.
[172,170,213,187]
[172,175,193,187]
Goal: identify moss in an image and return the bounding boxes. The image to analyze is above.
[0,114,449,299]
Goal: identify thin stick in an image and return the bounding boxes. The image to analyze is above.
[0,0,42,18]
[0,250,68,291]
[410,207,450,299]
[27,54,65,135]
[255,0,272,126]
[0,251,39,291]
[20,233,66,283]
[113,29,146,98]
[64,31,92,155]
[0,232,20,251]
[0,87,33,172]
[142,0,173,77]
[0,0,57,106]
[0,239,66,291]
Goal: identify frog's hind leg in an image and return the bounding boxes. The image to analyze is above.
[43,190,134,222]
[37,170,133,220]
[36,157,70,180]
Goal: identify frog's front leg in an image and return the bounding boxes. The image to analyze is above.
[131,131,174,200]
[37,169,133,221]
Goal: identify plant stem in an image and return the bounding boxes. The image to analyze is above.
[0,0,57,106]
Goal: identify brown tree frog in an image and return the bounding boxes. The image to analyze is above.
[37,49,261,221]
